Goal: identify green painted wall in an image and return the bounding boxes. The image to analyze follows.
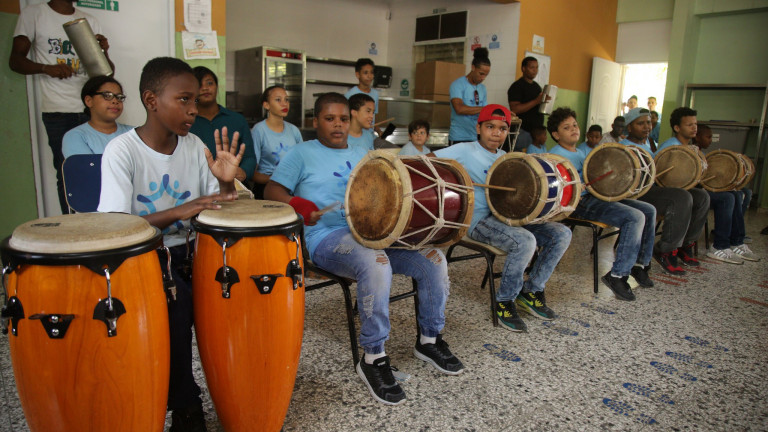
[175,33,227,104]
[616,0,674,23]
[0,11,39,239]
[541,88,589,150]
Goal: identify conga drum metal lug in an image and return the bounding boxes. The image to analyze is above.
[286,259,303,290]
[1,296,24,336]
[29,313,75,339]
[250,274,282,294]
[215,266,240,299]
[92,297,127,337]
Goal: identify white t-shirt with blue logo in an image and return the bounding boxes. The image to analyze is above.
[251,119,303,175]
[98,129,219,247]
[270,140,368,259]
[449,76,486,142]
[434,141,504,233]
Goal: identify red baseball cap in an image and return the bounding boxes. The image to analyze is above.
[477,104,512,126]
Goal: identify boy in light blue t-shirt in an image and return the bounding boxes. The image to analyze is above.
[345,58,380,135]
[347,93,375,151]
[525,125,548,154]
[265,92,464,407]
[449,48,490,143]
[399,119,431,156]
[577,124,602,155]
[435,104,572,332]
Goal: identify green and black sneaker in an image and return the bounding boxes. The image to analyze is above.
[496,300,527,332]
[515,291,555,320]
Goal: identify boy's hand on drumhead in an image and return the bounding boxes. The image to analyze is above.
[207,127,245,182]
[176,193,235,220]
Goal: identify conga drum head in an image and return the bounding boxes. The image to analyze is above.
[486,153,546,226]
[346,150,473,249]
[8,213,158,254]
[625,146,656,199]
[654,145,704,190]
[701,149,744,192]
[197,199,299,228]
[583,143,640,202]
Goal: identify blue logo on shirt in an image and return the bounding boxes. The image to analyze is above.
[272,142,286,165]
[137,174,192,232]
[333,161,353,188]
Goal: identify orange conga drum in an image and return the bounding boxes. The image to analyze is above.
[345,150,474,249]
[0,213,168,432]
[654,145,706,190]
[191,200,304,432]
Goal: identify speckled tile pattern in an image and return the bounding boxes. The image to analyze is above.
[1,212,767,431]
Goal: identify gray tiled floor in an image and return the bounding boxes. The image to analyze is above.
[1,211,767,431]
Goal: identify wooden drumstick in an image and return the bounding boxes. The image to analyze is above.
[584,170,613,187]
[373,117,396,128]
[655,166,675,177]
[315,201,341,216]
[473,183,517,192]
[701,175,716,182]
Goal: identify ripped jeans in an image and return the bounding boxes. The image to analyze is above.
[312,229,449,355]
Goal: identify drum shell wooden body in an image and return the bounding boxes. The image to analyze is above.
[654,145,706,190]
[735,154,756,189]
[583,143,641,201]
[192,219,304,432]
[1,238,169,432]
[701,149,747,192]
[346,151,473,249]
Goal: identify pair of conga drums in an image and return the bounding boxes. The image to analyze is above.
[583,143,656,201]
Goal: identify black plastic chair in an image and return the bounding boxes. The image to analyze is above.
[62,154,102,213]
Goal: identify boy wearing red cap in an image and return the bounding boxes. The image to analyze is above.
[433,104,572,332]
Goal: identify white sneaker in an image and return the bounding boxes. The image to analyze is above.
[731,244,760,262]
[706,246,744,264]
[743,236,753,244]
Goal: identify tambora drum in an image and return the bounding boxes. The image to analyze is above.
[191,200,304,432]
[735,153,756,189]
[624,145,656,199]
[345,150,474,249]
[582,143,640,202]
[485,153,583,226]
[701,149,748,192]
[654,145,707,190]
[1,213,168,432]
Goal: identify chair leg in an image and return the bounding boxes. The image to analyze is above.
[592,225,599,294]
[704,219,709,251]
[338,279,360,367]
[412,279,420,340]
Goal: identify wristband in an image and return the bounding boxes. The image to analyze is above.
[288,196,320,225]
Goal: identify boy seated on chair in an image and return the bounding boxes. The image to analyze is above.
[98,57,245,431]
[548,107,656,301]
[264,92,464,406]
[432,104,572,332]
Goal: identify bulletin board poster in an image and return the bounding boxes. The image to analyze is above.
[182,31,220,60]
[525,51,550,87]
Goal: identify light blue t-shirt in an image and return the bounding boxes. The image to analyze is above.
[344,86,379,115]
[526,143,547,154]
[449,76,486,142]
[650,123,660,143]
[656,136,682,153]
[577,141,598,154]
[619,138,654,156]
[270,140,368,259]
[549,144,589,196]
[251,120,303,175]
[434,141,504,233]
[62,122,133,158]
[398,141,430,156]
[347,131,374,151]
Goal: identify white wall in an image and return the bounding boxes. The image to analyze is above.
[22,0,173,216]
[616,19,672,63]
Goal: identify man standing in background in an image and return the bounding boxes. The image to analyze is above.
[507,56,549,151]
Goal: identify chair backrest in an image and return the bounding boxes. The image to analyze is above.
[62,154,102,213]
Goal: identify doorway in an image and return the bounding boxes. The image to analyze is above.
[620,62,668,115]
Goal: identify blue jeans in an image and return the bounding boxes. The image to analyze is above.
[469,217,571,301]
[742,188,752,214]
[42,112,90,214]
[571,195,656,277]
[708,191,745,249]
[312,229,448,355]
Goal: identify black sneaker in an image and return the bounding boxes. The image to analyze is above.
[515,291,555,320]
[496,301,527,332]
[414,334,464,375]
[678,243,700,267]
[630,265,654,288]
[601,272,636,301]
[653,249,686,275]
[170,404,207,432]
[356,356,406,405]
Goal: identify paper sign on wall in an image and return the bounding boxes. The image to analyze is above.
[532,34,545,53]
[184,0,212,33]
[182,31,219,60]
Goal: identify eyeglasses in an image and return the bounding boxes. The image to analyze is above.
[95,91,126,102]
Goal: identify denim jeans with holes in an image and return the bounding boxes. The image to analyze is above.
[312,229,448,355]
[469,217,571,302]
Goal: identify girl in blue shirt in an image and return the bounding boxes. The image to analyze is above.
[251,85,303,189]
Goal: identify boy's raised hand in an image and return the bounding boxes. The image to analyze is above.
[205,126,246,182]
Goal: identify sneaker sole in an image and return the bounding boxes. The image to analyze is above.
[496,316,527,332]
[652,257,686,275]
[355,362,406,406]
[705,253,744,265]
[630,275,654,288]
[413,349,464,375]
[515,300,555,321]
[600,276,636,301]
[735,254,761,262]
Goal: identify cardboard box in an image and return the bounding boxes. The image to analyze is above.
[414,61,465,97]
[412,93,452,129]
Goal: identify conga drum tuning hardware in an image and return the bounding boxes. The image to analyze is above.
[28,313,75,339]
[250,274,282,294]
[1,296,24,336]
[92,270,126,337]
[159,246,177,301]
